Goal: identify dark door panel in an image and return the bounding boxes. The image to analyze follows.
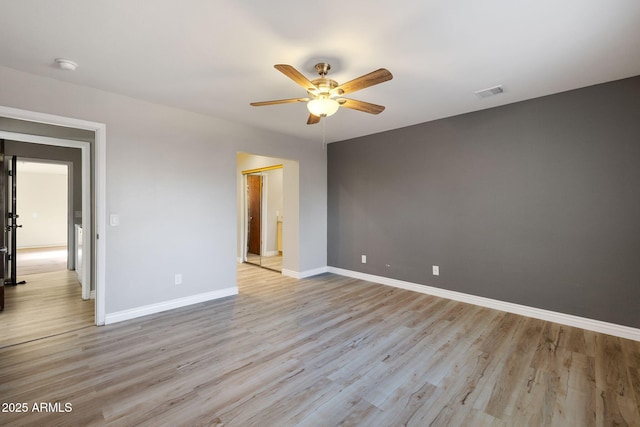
[247,174,262,256]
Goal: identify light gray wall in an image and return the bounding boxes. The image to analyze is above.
[264,168,283,254]
[328,76,640,328]
[0,66,327,315]
[16,169,68,247]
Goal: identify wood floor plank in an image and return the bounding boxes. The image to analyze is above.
[1,262,639,426]
[513,322,571,426]
[483,316,545,419]
[556,351,597,427]
[469,314,529,412]
[595,334,640,425]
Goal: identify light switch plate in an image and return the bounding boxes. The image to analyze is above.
[109,213,120,226]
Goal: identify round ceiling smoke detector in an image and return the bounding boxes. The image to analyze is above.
[55,58,78,71]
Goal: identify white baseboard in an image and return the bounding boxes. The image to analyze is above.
[89,290,96,300]
[328,267,640,342]
[282,266,328,279]
[104,287,238,325]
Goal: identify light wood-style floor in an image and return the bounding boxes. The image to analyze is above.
[1,270,94,348]
[246,253,283,272]
[1,263,639,426]
[16,246,69,277]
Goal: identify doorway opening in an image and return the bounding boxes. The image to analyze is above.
[0,106,107,330]
[0,138,91,347]
[242,165,284,272]
[237,152,300,278]
[13,160,71,278]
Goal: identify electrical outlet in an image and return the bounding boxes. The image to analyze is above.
[432,265,439,276]
[361,255,367,264]
[174,274,182,285]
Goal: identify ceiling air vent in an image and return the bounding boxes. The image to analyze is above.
[474,85,504,98]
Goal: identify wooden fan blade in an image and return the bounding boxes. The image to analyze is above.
[274,64,318,92]
[337,98,385,114]
[307,114,321,125]
[250,97,309,106]
[334,68,393,96]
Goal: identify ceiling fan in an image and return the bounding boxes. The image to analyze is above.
[250,63,393,125]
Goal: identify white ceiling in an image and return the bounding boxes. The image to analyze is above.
[1,0,639,143]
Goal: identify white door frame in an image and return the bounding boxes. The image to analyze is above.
[0,105,106,325]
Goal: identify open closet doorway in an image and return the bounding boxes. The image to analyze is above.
[243,165,284,272]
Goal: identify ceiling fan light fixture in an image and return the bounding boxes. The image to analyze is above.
[307,97,340,117]
[251,63,393,125]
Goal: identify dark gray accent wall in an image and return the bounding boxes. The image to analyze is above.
[328,76,640,328]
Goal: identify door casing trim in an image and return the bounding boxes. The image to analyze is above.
[0,105,106,325]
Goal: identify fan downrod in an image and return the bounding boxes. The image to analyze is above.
[315,63,331,77]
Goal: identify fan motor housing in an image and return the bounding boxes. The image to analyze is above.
[310,78,338,96]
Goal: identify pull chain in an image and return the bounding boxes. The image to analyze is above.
[322,119,327,150]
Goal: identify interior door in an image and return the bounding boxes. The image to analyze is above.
[8,155,20,285]
[0,139,5,310]
[247,174,262,257]
[3,156,23,287]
